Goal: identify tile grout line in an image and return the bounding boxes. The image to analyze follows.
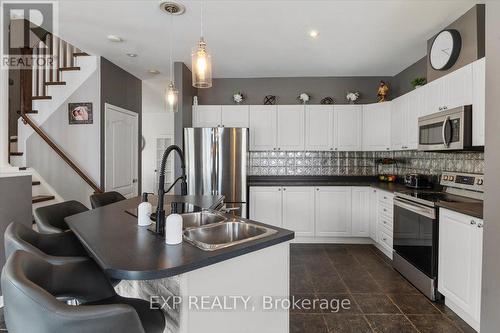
[321,245,377,332]
[346,246,423,333]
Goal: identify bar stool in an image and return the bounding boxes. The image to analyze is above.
[34,200,89,234]
[1,250,166,333]
[90,191,126,209]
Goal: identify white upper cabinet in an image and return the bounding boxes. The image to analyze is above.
[424,63,473,115]
[362,103,392,151]
[472,57,485,146]
[391,96,408,150]
[334,105,363,151]
[407,87,425,149]
[315,187,352,237]
[193,105,222,127]
[277,105,305,151]
[221,105,249,127]
[249,105,277,151]
[443,63,473,110]
[305,105,334,151]
[194,105,249,128]
[282,187,315,237]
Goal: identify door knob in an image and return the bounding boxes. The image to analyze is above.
[132,179,138,183]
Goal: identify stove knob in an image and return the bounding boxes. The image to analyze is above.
[443,176,448,181]
[449,176,454,182]
[477,179,484,185]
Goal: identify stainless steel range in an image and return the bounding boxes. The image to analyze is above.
[392,172,484,301]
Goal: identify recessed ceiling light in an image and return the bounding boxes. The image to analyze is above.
[126,53,138,57]
[309,30,319,39]
[149,69,160,74]
[107,35,123,42]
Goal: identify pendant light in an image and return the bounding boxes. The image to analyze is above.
[192,1,212,88]
[165,4,179,112]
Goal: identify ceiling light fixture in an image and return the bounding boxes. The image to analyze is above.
[192,1,212,89]
[309,30,319,39]
[149,69,160,74]
[163,3,179,113]
[107,35,123,42]
[126,53,138,57]
[159,1,185,15]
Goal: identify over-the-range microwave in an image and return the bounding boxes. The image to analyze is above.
[418,105,474,151]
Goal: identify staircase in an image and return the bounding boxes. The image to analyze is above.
[9,21,102,210]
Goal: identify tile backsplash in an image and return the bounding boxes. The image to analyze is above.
[248,151,484,176]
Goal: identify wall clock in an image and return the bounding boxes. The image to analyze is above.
[430,29,462,70]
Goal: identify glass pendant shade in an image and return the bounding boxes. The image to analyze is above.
[192,37,212,88]
[165,82,178,113]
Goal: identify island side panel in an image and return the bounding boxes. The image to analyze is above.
[179,242,290,333]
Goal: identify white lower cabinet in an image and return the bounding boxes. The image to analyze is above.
[369,189,378,240]
[315,187,352,237]
[375,189,394,259]
[250,186,377,240]
[351,187,371,237]
[282,187,315,237]
[249,187,282,227]
[438,208,483,331]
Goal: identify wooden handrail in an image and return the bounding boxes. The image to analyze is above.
[20,114,103,193]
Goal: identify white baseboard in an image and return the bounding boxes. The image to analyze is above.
[292,237,375,244]
[445,298,480,332]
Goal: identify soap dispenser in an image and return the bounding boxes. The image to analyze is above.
[138,193,152,226]
[165,202,183,245]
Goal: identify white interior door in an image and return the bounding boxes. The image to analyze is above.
[105,103,138,198]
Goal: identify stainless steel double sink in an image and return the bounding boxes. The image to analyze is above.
[180,211,277,251]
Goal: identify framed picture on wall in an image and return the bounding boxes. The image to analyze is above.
[68,102,93,124]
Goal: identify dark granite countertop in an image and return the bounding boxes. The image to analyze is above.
[436,201,484,219]
[66,195,294,280]
[248,176,407,193]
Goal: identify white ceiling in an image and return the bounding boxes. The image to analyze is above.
[56,0,481,80]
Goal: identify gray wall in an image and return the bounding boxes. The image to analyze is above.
[481,2,500,332]
[0,175,32,287]
[197,76,394,105]
[427,4,485,82]
[392,57,427,97]
[173,62,196,194]
[100,57,142,193]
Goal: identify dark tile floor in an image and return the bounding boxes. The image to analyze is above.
[290,244,476,333]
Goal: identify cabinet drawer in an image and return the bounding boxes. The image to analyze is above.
[378,191,394,206]
[378,227,393,250]
[378,201,393,218]
[378,213,393,231]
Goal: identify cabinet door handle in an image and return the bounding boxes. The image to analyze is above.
[478,223,483,228]
[439,107,443,111]
[470,220,476,225]
[278,188,281,191]
[316,188,320,191]
[283,188,287,191]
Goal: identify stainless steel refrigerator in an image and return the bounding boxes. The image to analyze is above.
[184,127,248,218]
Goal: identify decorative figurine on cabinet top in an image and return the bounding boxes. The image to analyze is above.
[377,81,389,102]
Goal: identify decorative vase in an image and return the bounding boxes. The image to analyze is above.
[349,100,355,105]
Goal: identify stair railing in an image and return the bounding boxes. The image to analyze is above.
[18,24,102,193]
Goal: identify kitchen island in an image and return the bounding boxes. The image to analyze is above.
[66,195,294,333]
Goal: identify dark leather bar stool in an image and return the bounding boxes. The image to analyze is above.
[4,222,88,263]
[5,222,121,288]
[34,200,89,234]
[1,251,166,333]
[90,191,126,209]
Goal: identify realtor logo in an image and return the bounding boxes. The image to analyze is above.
[1,1,58,69]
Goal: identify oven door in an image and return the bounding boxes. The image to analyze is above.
[418,107,471,151]
[393,197,438,278]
